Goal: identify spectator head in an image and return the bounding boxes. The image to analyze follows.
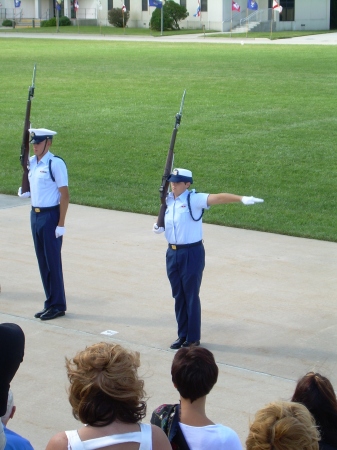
[291,372,337,431]
[171,346,218,403]
[66,342,146,427]
[1,390,16,426]
[246,401,319,450]
[0,324,25,417]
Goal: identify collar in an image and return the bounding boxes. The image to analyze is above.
[168,189,190,202]
[35,150,52,164]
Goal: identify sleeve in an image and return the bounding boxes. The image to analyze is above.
[52,158,68,188]
[189,191,210,211]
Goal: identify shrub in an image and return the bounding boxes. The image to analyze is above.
[2,19,13,27]
[108,8,130,27]
[59,15,72,26]
[41,17,56,27]
[150,0,188,31]
[41,16,71,27]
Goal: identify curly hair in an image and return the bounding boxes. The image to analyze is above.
[291,372,337,433]
[171,346,218,403]
[246,401,320,450]
[66,342,146,426]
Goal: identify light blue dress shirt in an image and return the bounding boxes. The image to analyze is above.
[164,189,210,245]
[28,151,68,207]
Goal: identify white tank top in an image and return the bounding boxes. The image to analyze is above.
[65,423,152,450]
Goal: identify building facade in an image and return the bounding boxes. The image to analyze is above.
[1,0,331,31]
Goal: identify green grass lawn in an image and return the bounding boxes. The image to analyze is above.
[1,38,336,242]
[0,24,213,36]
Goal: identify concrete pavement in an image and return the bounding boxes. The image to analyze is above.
[0,194,336,449]
[0,30,337,44]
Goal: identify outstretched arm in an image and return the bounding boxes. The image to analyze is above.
[207,193,264,206]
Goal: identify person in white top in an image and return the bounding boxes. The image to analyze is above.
[18,128,69,321]
[45,342,171,450]
[151,346,243,450]
[153,168,263,349]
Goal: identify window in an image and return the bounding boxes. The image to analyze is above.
[108,0,113,10]
[200,0,207,12]
[125,0,130,11]
[142,0,148,11]
[180,0,186,7]
[279,0,295,21]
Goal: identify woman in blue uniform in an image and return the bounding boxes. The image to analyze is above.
[18,128,69,321]
[153,168,263,349]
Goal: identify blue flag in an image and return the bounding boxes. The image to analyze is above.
[14,0,21,7]
[247,0,258,10]
[149,0,162,8]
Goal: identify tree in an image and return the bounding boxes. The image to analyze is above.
[150,0,189,31]
[108,8,130,28]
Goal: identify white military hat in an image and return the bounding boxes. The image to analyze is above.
[29,128,57,144]
[168,168,193,184]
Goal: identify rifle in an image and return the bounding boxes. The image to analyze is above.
[20,64,37,194]
[156,89,186,229]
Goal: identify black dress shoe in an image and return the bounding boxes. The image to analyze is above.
[34,308,49,319]
[170,337,186,350]
[40,307,65,321]
[181,340,200,348]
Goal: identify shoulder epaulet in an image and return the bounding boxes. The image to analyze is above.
[49,155,67,182]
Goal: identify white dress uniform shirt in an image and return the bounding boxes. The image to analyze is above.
[28,151,68,207]
[164,189,210,245]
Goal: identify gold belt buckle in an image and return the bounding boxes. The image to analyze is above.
[171,245,177,250]
[34,208,40,213]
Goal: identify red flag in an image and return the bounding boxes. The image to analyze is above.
[122,4,126,12]
[232,1,240,11]
[272,0,282,13]
[74,0,79,11]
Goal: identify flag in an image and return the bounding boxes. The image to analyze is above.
[149,0,162,8]
[14,0,21,6]
[232,1,240,11]
[272,0,282,13]
[122,4,126,12]
[56,0,61,11]
[193,0,200,17]
[247,0,258,10]
[74,0,79,10]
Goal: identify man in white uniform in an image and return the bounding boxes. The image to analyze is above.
[18,128,69,320]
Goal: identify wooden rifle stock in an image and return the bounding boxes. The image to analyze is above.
[20,64,36,194]
[157,90,186,229]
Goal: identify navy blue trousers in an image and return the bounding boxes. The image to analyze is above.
[30,208,66,311]
[166,244,205,342]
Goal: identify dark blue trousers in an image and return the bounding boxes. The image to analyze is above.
[30,208,66,311]
[166,244,205,342]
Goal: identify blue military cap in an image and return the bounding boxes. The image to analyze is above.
[168,168,193,184]
[29,128,57,144]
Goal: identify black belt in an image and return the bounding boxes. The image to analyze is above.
[32,205,59,213]
[168,240,202,250]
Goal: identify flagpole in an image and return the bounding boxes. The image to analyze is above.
[160,2,163,36]
[230,6,232,36]
[56,8,59,32]
[246,6,248,38]
[270,7,273,39]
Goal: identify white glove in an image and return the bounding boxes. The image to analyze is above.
[152,223,165,234]
[55,226,66,238]
[18,187,31,198]
[241,196,264,205]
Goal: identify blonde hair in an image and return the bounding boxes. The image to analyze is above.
[66,342,146,426]
[246,401,320,450]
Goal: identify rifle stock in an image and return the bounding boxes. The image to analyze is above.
[157,90,186,228]
[20,64,36,194]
